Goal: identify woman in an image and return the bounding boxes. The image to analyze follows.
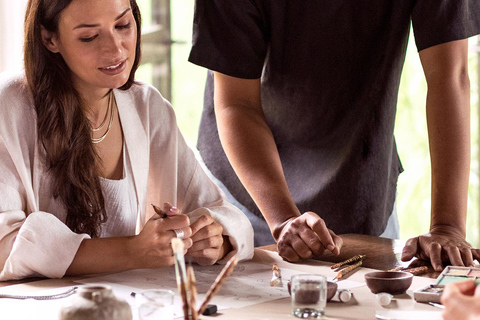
[0,0,253,281]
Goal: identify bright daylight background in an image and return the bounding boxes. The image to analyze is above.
[1,0,479,246]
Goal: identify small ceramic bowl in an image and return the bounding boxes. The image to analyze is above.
[364,271,413,295]
[287,280,338,301]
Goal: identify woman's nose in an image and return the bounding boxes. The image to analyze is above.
[102,32,122,54]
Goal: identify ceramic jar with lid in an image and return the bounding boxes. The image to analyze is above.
[60,285,132,320]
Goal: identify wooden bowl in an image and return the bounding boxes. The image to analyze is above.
[287,280,338,301]
[326,281,338,301]
[364,271,413,295]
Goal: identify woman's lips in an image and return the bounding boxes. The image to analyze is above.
[99,60,126,75]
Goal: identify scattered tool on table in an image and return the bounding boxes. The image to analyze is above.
[331,254,366,270]
[270,264,282,287]
[388,266,428,276]
[333,260,363,281]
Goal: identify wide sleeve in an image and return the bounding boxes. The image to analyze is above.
[171,117,254,262]
[0,142,90,281]
[0,210,90,281]
[138,84,254,262]
[178,156,255,263]
[0,72,90,281]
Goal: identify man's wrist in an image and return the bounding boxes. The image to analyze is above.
[429,224,466,238]
[272,216,297,241]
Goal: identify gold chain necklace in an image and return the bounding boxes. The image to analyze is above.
[91,93,111,132]
[92,91,115,144]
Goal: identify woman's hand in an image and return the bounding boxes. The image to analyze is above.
[441,280,480,320]
[186,214,229,265]
[128,203,192,268]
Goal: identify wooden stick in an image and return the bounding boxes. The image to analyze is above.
[331,254,366,270]
[388,266,428,275]
[334,260,362,281]
[405,266,428,275]
[172,238,190,320]
[388,266,403,272]
[188,266,199,320]
[198,254,238,315]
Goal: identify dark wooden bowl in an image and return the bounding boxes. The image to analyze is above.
[287,280,338,301]
[364,271,413,295]
[326,281,338,301]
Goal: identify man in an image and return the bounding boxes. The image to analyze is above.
[188,0,480,270]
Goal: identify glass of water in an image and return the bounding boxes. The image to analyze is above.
[137,289,174,320]
[291,274,327,318]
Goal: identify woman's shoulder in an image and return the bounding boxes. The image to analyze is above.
[117,80,175,116]
[0,71,29,98]
[0,71,36,145]
[126,80,167,104]
[0,71,33,119]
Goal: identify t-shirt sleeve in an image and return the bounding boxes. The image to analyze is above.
[188,0,267,79]
[412,0,480,51]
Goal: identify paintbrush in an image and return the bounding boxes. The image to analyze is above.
[171,238,190,320]
[270,264,282,287]
[331,254,366,270]
[429,302,445,309]
[188,265,199,320]
[198,254,238,315]
[151,203,168,218]
[333,260,363,281]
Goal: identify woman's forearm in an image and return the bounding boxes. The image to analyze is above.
[65,236,138,276]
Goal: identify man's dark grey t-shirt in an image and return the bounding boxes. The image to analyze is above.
[188,0,480,235]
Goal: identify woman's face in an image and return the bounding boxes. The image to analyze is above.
[43,0,137,97]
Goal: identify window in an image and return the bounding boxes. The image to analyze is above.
[0,0,28,72]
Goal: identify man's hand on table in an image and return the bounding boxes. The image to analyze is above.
[275,212,343,262]
[401,225,480,271]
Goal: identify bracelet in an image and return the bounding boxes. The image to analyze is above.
[0,286,77,300]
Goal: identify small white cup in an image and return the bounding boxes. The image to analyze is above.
[136,289,174,320]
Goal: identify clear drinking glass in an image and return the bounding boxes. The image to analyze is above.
[291,274,327,318]
[137,289,174,320]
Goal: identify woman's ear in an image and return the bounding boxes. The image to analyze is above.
[40,25,60,53]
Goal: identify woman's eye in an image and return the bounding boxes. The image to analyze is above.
[116,22,131,30]
[80,35,97,42]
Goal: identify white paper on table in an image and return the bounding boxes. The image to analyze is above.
[375,310,443,320]
[76,261,295,310]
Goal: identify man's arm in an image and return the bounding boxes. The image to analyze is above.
[401,39,480,270]
[213,72,342,261]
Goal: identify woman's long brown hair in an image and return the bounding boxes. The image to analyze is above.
[23,0,142,237]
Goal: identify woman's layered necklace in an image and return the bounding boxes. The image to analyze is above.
[92,91,115,144]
